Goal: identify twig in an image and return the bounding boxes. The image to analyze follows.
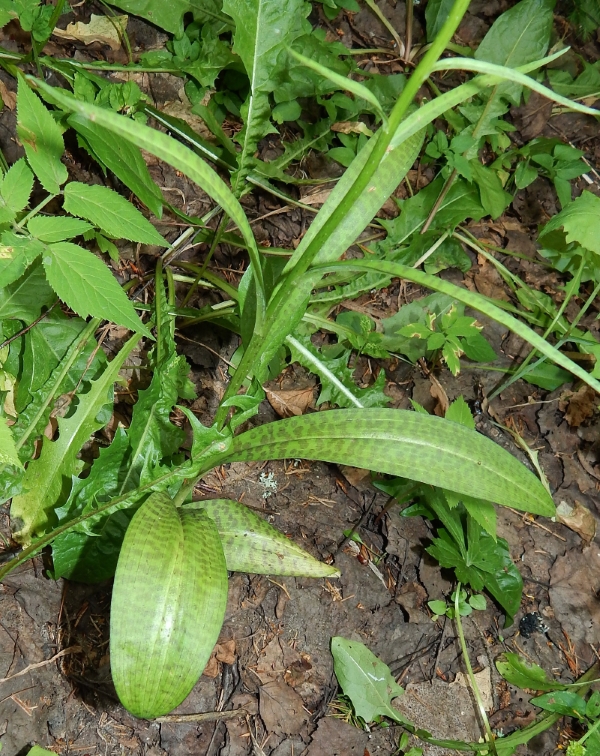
[0,646,81,684]
[156,708,248,723]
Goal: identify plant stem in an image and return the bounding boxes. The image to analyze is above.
[454,585,499,756]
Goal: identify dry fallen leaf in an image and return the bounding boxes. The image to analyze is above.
[331,121,373,136]
[556,500,597,542]
[215,639,236,665]
[550,546,600,647]
[559,385,597,427]
[0,80,16,110]
[265,386,314,417]
[53,14,128,51]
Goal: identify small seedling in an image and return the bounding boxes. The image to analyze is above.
[428,588,487,621]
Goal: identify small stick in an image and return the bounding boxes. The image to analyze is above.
[0,646,81,684]
[156,708,248,723]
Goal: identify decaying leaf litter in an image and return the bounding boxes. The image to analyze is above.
[0,0,599,754]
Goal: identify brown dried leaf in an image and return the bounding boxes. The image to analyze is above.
[559,385,597,427]
[53,14,128,51]
[0,80,16,110]
[556,500,597,542]
[215,640,236,665]
[550,547,600,646]
[259,680,308,736]
[265,386,314,418]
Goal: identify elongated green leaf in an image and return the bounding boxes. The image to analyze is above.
[43,242,152,337]
[331,637,406,724]
[315,259,600,396]
[63,182,165,246]
[16,76,67,194]
[111,492,228,719]
[475,0,554,104]
[31,77,264,297]
[431,58,600,117]
[10,333,140,544]
[289,49,385,122]
[0,417,22,469]
[249,128,424,382]
[27,216,92,243]
[496,653,565,692]
[223,0,308,188]
[68,114,164,217]
[226,409,555,515]
[184,499,339,577]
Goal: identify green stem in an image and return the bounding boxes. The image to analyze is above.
[14,194,57,229]
[580,715,600,746]
[454,585,499,756]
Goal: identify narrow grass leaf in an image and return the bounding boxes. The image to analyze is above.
[289,49,386,122]
[314,259,600,395]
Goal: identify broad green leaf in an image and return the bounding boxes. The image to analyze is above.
[531,691,587,719]
[314,259,600,396]
[470,161,512,219]
[462,495,497,541]
[184,499,339,577]
[496,653,565,692]
[68,114,164,218]
[111,492,228,718]
[331,637,407,724]
[27,748,57,756]
[10,333,140,544]
[16,309,102,412]
[0,159,33,217]
[63,182,166,246]
[0,232,44,288]
[0,417,22,469]
[445,396,475,429]
[0,259,54,321]
[43,242,152,337]
[103,0,228,35]
[539,191,600,255]
[474,0,554,104]
[223,0,308,188]
[27,216,92,243]
[51,428,133,582]
[16,76,67,194]
[32,78,264,298]
[226,409,555,515]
